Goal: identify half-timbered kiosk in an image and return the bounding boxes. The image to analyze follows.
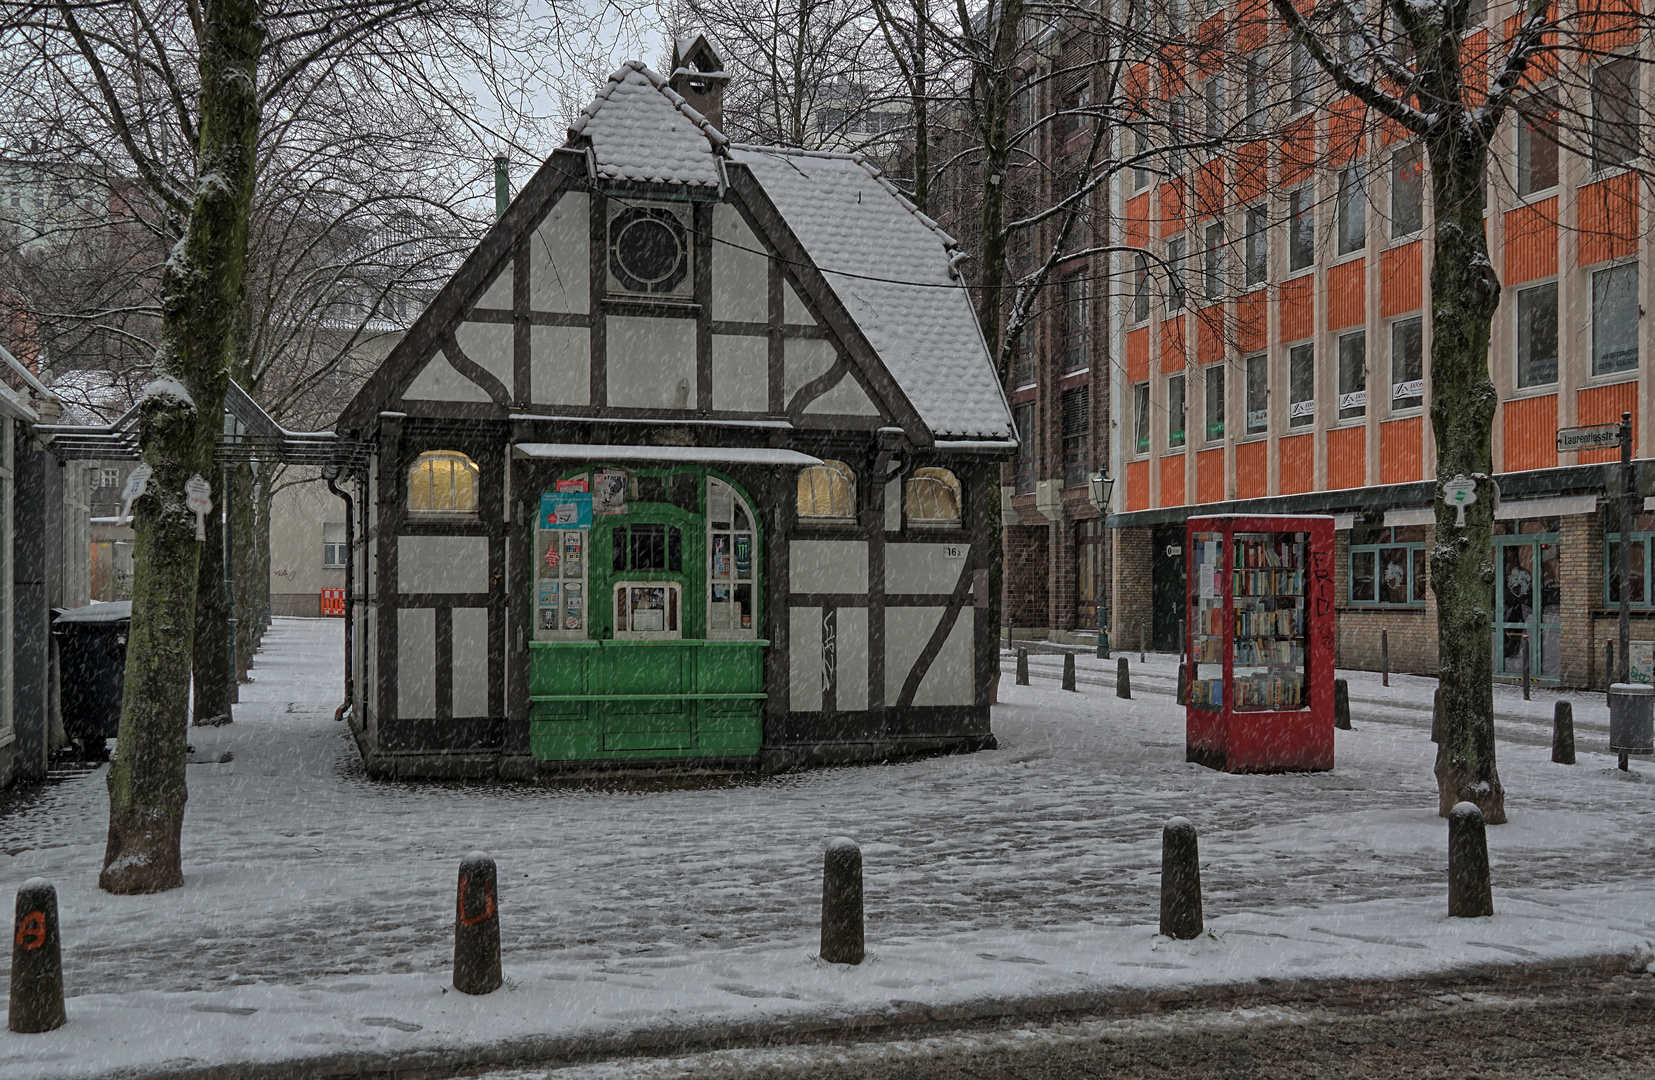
[336,42,1015,778]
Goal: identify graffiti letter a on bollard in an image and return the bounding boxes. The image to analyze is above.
[453,853,503,994]
[9,878,66,1033]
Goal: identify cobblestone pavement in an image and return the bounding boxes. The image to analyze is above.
[3,620,1653,1003]
[480,967,1655,1079]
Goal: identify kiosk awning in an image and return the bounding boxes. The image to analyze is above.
[514,443,823,467]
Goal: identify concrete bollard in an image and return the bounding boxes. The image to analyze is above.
[1116,656,1131,699]
[1176,662,1188,705]
[1448,802,1494,919]
[453,852,502,995]
[1431,688,1441,744]
[1159,818,1203,940]
[1016,648,1029,686]
[1062,653,1077,692]
[1333,678,1352,730]
[1553,701,1576,765]
[820,837,864,965]
[9,878,66,1033]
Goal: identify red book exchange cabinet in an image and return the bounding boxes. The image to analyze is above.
[1184,515,1336,773]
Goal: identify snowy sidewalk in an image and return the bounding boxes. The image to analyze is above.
[2,618,1654,1078]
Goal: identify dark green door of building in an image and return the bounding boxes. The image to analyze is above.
[1152,524,1186,652]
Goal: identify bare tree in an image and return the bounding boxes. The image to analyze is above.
[0,0,598,890]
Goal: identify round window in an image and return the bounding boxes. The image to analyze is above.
[609,207,689,294]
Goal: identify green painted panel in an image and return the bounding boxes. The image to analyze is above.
[528,639,765,761]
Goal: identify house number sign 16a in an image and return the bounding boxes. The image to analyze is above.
[942,545,967,559]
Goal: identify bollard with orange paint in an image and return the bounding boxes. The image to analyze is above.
[9,878,66,1033]
[453,852,502,994]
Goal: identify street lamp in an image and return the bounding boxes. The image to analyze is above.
[1088,469,1114,512]
[1088,470,1114,657]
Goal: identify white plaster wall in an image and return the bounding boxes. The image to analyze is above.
[607,316,696,409]
[398,607,436,718]
[454,321,513,388]
[404,352,491,403]
[452,607,490,717]
[914,609,973,706]
[790,539,868,594]
[804,372,880,416]
[267,473,346,598]
[784,338,836,404]
[790,606,823,711]
[476,263,512,309]
[886,544,969,594]
[784,280,814,324]
[531,192,589,313]
[885,607,942,704]
[711,335,769,412]
[531,325,590,405]
[712,205,768,322]
[837,606,869,711]
[398,536,490,594]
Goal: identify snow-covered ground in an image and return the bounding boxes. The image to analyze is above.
[2,619,1652,1078]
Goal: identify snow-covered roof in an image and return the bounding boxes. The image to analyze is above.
[731,146,1013,440]
[567,61,728,189]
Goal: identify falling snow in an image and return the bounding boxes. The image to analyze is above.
[2,622,1653,1077]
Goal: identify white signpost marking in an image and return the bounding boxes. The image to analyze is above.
[1442,474,1477,527]
[119,464,153,524]
[184,474,213,541]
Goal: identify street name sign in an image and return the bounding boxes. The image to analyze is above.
[1557,423,1623,453]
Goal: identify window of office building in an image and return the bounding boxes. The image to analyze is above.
[1063,273,1089,371]
[1245,353,1268,434]
[1289,343,1315,427]
[1592,57,1639,171]
[1391,144,1424,236]
[1132,253,1150,323]
[1289,186,1315,271]
[1133,382,1151,455]
[1517,89,1558,196]
[1337,166,1366,256]
[1244,205,1268,286]
[1516,280,1559,388]
[1349,525,1428,606]
[1168,237,1187,310]
[1168,373,1187,448]
[1593,262,1639,376]
[1062,387,1090,486]
[1202,221,1224,302]
[1338,330,1366,420]
[1391,316,1424,410]
[1014,402,1036,493]
[1205,364,1225,442]
[1606,510,1655,607]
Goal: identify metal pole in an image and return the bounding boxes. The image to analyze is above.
[1381,628,1389,686]
[222,456,238,702]
[1620,411,1633,684]
[1139,620,1146,663]
[1521,633,1531,701]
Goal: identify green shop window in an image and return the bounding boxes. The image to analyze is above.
[528,466,766,761]
[1348,524,1427,607]
[1604,510,1655,609]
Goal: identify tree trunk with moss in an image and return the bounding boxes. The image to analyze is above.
[191,505,234,725]
[100,0,264,894]
[1425,133,1506,823]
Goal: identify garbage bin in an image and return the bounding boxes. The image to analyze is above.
[53,601,131,760]
[1608,682,1654,755]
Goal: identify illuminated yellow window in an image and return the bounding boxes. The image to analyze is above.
[796,461,856,520]
[906,467,962,524]
[408,451,478,514]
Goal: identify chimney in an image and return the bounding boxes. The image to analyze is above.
[668,33,730,131]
